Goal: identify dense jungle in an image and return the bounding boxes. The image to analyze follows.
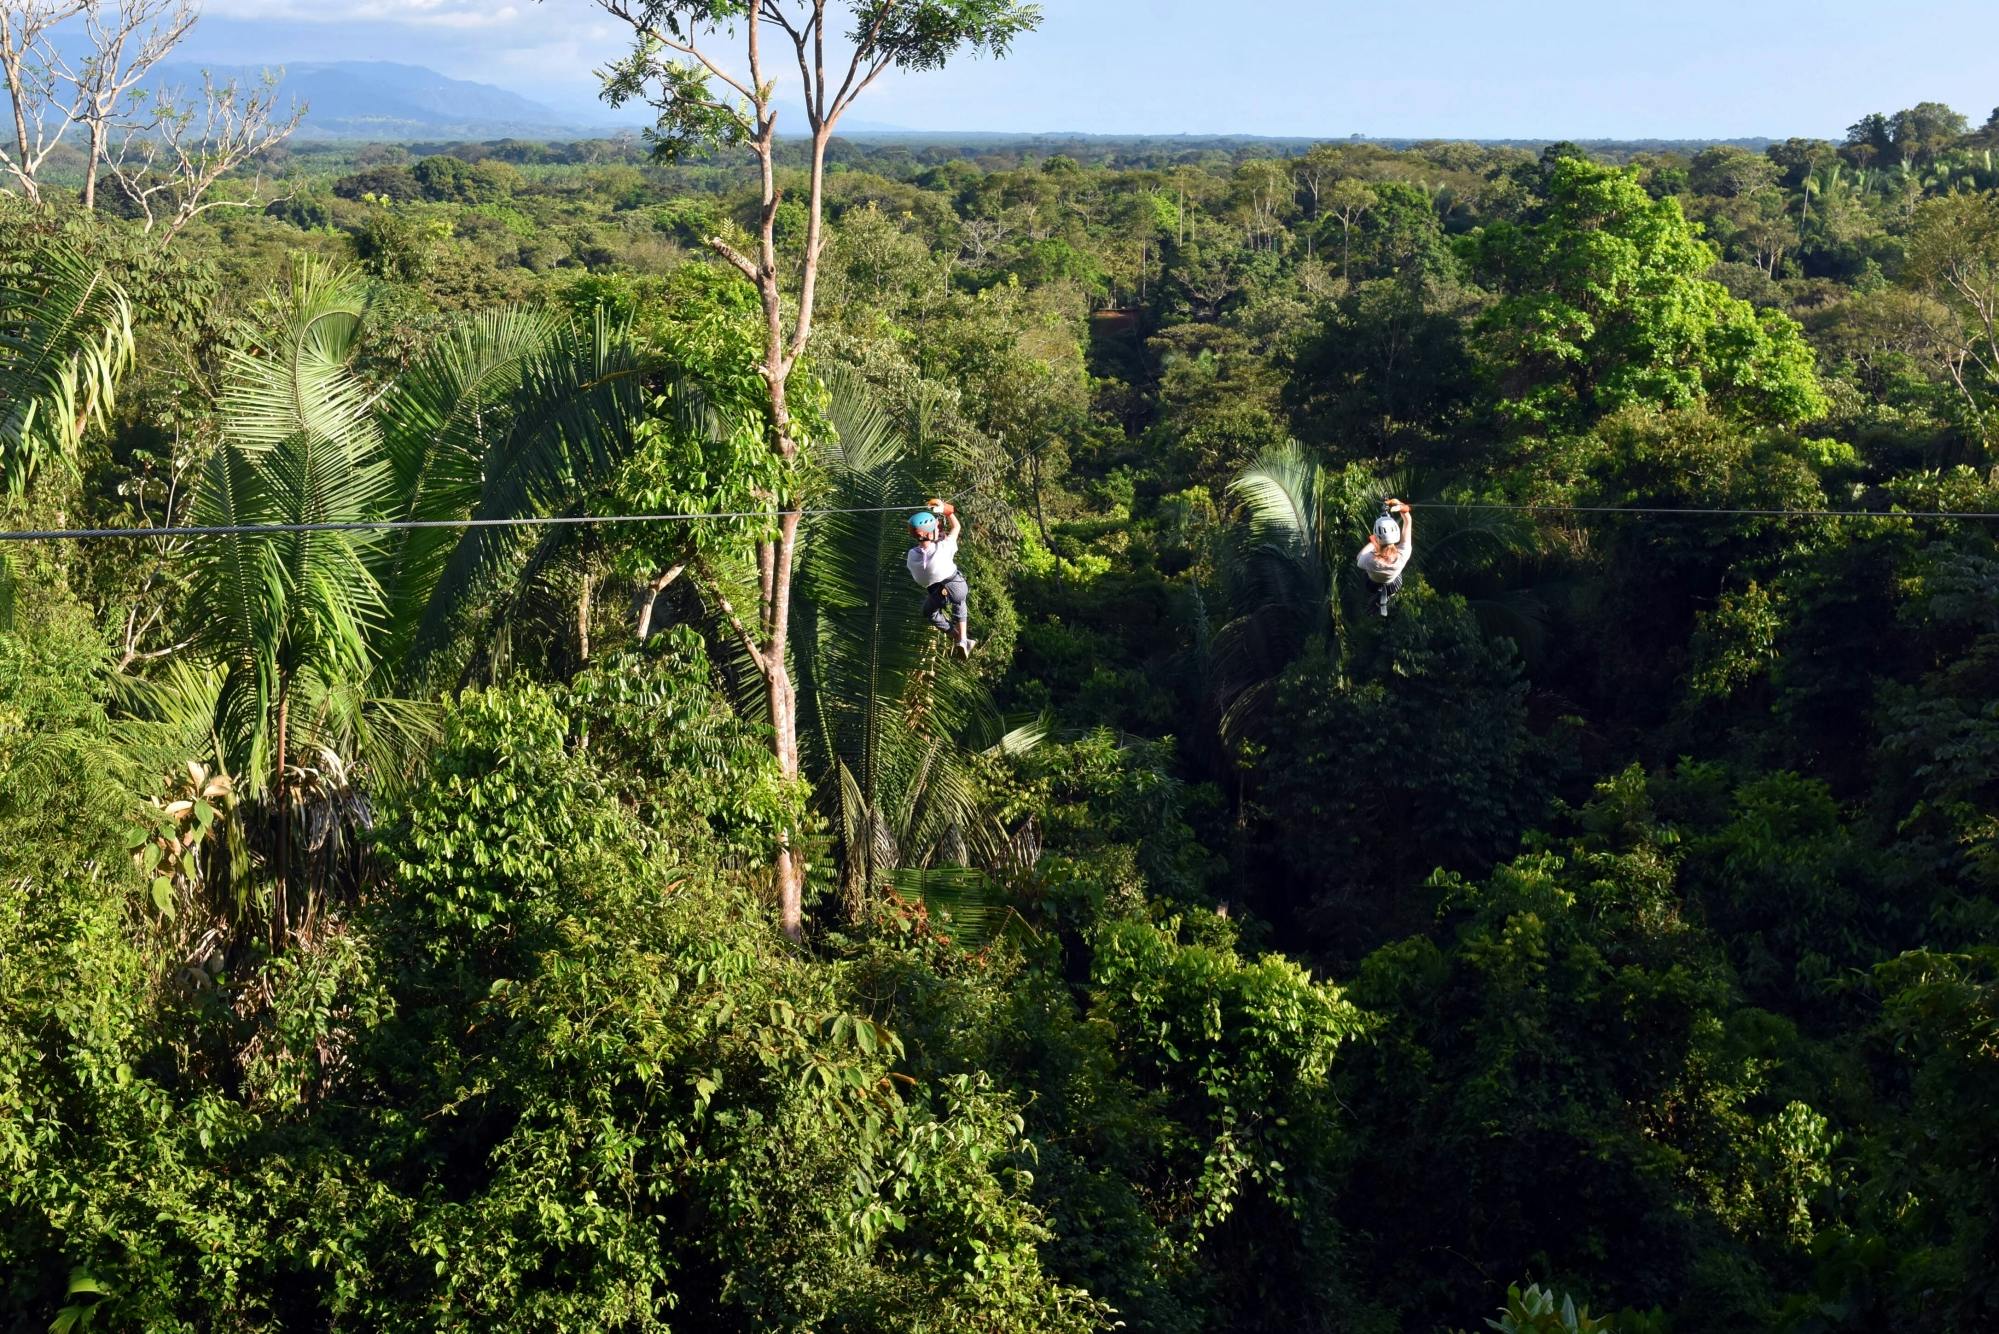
[4,3,1999,1329]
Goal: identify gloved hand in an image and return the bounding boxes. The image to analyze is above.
[928,498,956,518]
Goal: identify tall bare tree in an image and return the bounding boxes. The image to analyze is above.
[0,0,88,200]
[0,0,203,206]
[106,69,302,240]
[592,0,1041,939]
[1324,177,1376,285]
[74,0,195,209]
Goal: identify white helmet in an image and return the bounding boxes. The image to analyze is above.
[1374,515,1403,546]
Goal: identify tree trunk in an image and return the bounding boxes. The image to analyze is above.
[764,506,804,938]
[1031,451,1050,544]
[576,568,593,665]
[273,682,288,950]
[83,122,103,209]
[635,564,684,640]
[4,59,33,198]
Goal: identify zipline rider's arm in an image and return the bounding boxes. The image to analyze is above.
[930,499,962,544]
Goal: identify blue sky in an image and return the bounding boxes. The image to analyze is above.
[189,0,1999,138]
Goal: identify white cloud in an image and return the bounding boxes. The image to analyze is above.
[204,1,525,29]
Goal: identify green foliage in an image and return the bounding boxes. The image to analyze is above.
[10,92,1999,1334]
[601,1,1041,160]
[1902,190,1999,434]
[1467,1283,1613,1333]
[1687,581,1783,699]
[568,626,802,867]
[1256,591,1549,953]
[603,264,790,582]
[1467,158,1826,436]
[1862,948,1999,1327]
[1092,915,1365,1246]
[1338,765,1859,1327]
[411,154,522,205]
[357,682,1102,1331]
[0,230,136,492]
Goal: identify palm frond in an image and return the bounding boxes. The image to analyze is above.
[373,304,564,660]
[286,672,440,801]
[405,308,656,663]
[0,236,136,492]
[186,258,390,796]
[888,865,1013,950]
[217,259,375,459]
[112,658,231,770]
[795,371,1028,913]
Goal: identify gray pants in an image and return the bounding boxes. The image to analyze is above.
[923,574,968,632]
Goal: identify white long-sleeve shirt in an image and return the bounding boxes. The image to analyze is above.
[1356,537,1411,585]
[906,531,961,587]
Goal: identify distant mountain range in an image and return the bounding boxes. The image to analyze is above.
[145,60,622,140]
[144,59,908,142]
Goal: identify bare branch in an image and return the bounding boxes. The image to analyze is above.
[635,563,685,640]
[708,234,761,282]
[74,0,199,209]
[760,0,815,128]
[0,1,91,199]
[693,555,771,675]
[828,0,899,125]
[106,69,303,243]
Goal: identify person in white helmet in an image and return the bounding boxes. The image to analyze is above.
[1358,499,1412,611]
[907,498,975,657]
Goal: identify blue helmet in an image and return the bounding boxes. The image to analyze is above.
[909,511,940,537]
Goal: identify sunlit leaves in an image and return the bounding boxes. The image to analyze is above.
[1467,158,1827,434]
[0,234,137,493]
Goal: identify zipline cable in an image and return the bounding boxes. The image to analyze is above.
[0,435,1068,544]
[3,494,1995,544]
[0,504,922,543]
[1415,500,1999,520]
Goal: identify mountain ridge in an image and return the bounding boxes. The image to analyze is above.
[147,59,634,140]
[145,59,913,141]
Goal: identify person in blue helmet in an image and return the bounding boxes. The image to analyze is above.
[907,498,975,657]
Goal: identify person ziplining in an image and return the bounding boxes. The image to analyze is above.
[1358,498,1413,616]
[907,498,976,658]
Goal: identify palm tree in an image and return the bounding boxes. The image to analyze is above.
[382,303,662,679]
[794,371,1038,929]
[1207,442,1540,757]
[155,259,689,942]
[1206,443,1377,753]
[0,234,136,492]
[178,260,404,939]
